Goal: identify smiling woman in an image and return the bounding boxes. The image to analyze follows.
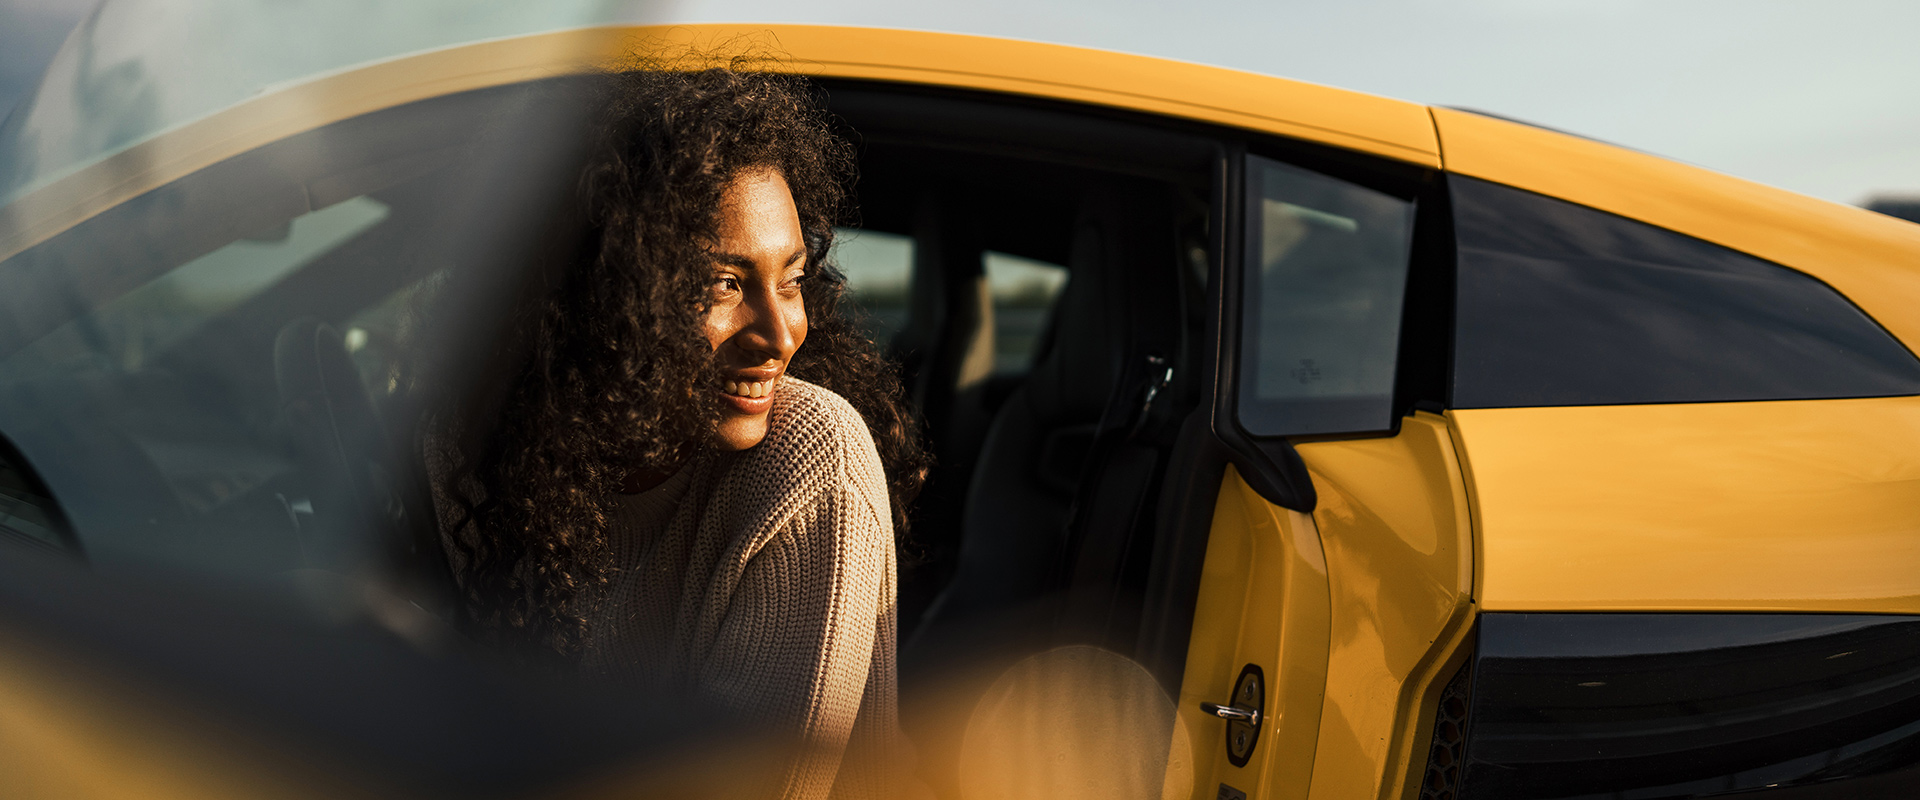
[700,167,811,454]
[422,64,929,800]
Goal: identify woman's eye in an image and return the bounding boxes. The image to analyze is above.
[713,276,740,293]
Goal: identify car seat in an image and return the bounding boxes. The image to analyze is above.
[904,189,1149,665]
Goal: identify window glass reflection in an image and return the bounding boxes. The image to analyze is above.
[1452,177,1920,408]
[1237,156,1414,436]
[0,0,652,204]
[6,197,390,378]
[0,191,419,579]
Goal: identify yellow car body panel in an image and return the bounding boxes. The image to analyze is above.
[1295,413,1475,800]
[1454,397,1920,614]
[1432,106,1920,353]
[0,23,1438,263]
[1173,467,1330,800]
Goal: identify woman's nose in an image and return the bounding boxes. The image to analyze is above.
[733,289,799,360]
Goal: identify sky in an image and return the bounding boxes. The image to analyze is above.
[2,0,1916,205]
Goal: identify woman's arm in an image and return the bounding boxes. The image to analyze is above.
[700,474,891,800]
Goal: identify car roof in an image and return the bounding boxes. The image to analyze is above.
[3,23,1917,350]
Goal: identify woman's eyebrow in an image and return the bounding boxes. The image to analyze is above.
[707,249,808,269]
[709,251,755,269]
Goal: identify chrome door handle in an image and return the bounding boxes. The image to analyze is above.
[1200,701,1260,725]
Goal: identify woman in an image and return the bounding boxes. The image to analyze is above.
[427,64,929,799]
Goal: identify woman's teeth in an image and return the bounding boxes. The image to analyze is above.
[723,379,773,399]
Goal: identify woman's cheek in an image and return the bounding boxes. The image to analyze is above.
[704,302,737,351]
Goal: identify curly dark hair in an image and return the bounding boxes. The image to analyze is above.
[428,63,928,658]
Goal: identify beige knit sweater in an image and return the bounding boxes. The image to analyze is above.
[579,377,912,800]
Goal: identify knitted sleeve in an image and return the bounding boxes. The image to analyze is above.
[694,382,895,800]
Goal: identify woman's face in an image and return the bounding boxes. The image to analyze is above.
[705,167,809,451]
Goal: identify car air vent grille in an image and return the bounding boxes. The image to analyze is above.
[1419,660,1473,800]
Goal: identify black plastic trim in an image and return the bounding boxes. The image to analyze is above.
[1418,657,1475,800]
[1395,172,1456,418]
[1460,612,1920,799]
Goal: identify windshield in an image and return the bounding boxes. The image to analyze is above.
[0,0,661,207]
[0,3,766,790]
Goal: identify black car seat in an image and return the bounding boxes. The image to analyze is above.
[891,195,998,633]
[904,188,1150,663]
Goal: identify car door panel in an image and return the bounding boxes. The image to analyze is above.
[1173,466,1330,800]
[1296,411,1474,800]
[1173,140,1466,798]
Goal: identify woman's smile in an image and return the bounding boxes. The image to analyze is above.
[719,371,781,414]
[722,376,777,399]
[703,167,809,450]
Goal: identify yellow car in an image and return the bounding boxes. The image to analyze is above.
[2,7,1917,800]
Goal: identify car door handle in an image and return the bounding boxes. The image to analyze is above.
[1200,701,1260,725]
[1203,664,1266,766]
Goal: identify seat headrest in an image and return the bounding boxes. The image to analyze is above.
[1023,192,1150,423]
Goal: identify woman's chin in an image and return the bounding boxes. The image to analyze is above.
[713,414,772,451]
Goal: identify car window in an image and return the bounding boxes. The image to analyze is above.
[0,0,642,206]
[0,82,556,582]
[1236,155,1416,437]
[0,191,431,577]
[985,250,1069,375]
[830,227,913,348]
[1451,177,1920,408]
[5,197,392,380]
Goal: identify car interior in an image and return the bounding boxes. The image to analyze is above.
[0,76,1241,762]
[821,84,1217,673]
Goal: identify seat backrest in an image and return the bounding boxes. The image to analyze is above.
[908,188,1150,644]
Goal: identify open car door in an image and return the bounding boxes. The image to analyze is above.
[1167,150,1475,800]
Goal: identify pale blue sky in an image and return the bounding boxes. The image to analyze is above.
[3,0,1915,204]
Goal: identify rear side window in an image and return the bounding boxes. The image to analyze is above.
[985,251,1069,375]
[1452,177,1920,408]
[1237,156,1416,436]
[829,227,913,348]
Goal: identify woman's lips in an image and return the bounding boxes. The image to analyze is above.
[718,375,777,415]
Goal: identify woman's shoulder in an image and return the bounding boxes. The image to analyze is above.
[705,377,889,539]
[758,377,884,485]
